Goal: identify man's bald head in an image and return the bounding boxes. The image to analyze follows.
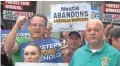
[85,19,105,45]
[86,19,104,29]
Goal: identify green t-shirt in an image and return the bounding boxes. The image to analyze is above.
[12,37,31,64]
[69,40,120,66]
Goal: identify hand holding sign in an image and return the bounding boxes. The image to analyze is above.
[61,44,68,56]
[45,24,52,38]
[104,21,114,37]
[105,21,114,30]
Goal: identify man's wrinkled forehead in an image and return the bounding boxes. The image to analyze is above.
[30,16,45,23]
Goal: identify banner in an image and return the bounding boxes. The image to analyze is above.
[1,30,30,44]
[104,1,120,14]
[20,38,63,62]
[102,1,120,25]
[1,30,29,40]
[2,1,36,21]
[50,3,91,32]
[1,29,30,53]
[15,63,68,66]
[102,13,120,24]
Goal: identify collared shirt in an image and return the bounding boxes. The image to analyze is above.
[69,40,120,66]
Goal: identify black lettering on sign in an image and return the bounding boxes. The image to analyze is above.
[53,11,88,18]
[61,6,79,11]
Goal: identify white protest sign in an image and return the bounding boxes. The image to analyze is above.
[15,62,68,66]
[51,3,91,32]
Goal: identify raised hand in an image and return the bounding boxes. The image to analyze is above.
[15,16,28,29]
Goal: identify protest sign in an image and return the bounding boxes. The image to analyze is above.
[1,29,29,53]
[20,38,63,62]
[91,7,99,19]
[50,3,91,32]
[15,62,68,66]
[102,1,120,25]
[2,1,36,21]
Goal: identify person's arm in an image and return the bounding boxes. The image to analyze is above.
[4,16,27,54]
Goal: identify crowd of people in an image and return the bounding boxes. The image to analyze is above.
[1,14,120,66]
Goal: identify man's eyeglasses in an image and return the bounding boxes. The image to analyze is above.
[30,23,45,28]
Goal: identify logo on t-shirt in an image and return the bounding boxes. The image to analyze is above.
[101,57,110,66]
